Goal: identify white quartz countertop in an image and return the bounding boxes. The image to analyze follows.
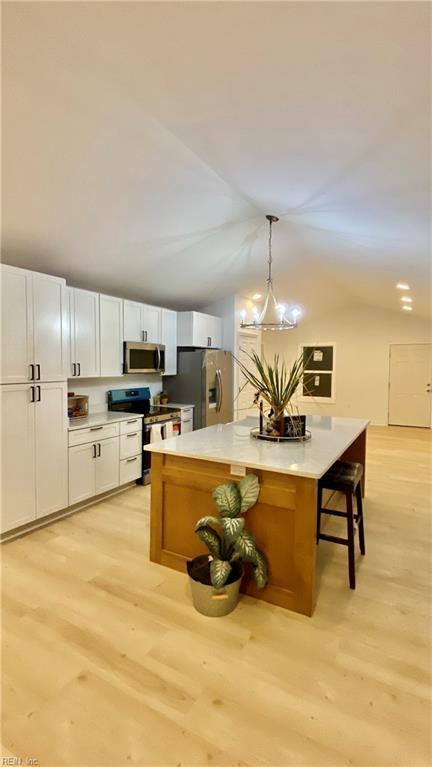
[68,411,143,431]
[144,415,369,478]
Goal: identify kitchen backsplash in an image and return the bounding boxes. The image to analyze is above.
[68,375,162,412]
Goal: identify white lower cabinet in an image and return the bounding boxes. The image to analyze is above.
[181,406,194,433]
[68,442,96,505]
[34,382,68,518]
[95,437,119,494]
[120,455,142,484]
[0,381,68,534]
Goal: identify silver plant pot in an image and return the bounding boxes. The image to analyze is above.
[187,555,243,617]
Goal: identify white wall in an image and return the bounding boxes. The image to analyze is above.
[68,374,162,413]
[262,305,431,425]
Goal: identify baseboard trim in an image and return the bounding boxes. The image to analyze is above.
[1,482,138,543]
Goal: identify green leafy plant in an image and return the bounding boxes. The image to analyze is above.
[235,349,310,435]
[194,474,268,589]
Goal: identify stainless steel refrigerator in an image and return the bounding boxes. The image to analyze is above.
[164,349,233,430]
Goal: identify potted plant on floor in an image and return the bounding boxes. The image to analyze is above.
[236,350,310,439]
[187,474,268,617]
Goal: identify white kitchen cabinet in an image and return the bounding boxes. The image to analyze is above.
[0,381,68,533]
[33,273,69,382]
[100,294,123,377]
[143,304,161,344]
[120,455,142,484]
[177,311,222,349]
[95,436,119,494]
[123,300,143,342]
[69,288,100,378]
[1,264,68,384]
[161,308,177,375]
[181,406,194,433]
[123,300,161,344]
[34,382,68,517]
[0,384,36,532]
[68,442,95,505]
[120,431,141,459]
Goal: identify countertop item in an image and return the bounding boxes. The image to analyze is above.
[68,411,144,432]
[157,403,195,410]
[144,415,370,478]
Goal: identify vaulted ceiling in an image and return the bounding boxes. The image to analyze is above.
[2,1,431,318]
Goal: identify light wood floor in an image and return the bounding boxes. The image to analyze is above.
[1,426,431,767]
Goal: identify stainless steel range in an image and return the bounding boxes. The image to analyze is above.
[108,387,181,484]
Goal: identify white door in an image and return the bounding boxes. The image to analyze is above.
[123,300,143,342]
[34,381,68,518]
[100,294,124,377]
[32,273,68,382]
[68,442,96,505]
[143,305,161,344]
[236,331,261,419]
[0,384,36,532]
[0,265,33,384]
[192,312,210,348]
[161,309,177,375]
[95,436,119,494]
[389,344,432,427]
[71,288,100,378]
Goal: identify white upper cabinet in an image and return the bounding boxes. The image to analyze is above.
[1,265,67,383]
[123,300,162,344]
[69,288,100,378]
[161,309,177,376]
[32,273,68,382]
[100,294,123,377]
[177,311,222,349]
[143,305,161,344]
[123,300,143,342]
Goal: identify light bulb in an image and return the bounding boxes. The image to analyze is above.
[396,283,410,290]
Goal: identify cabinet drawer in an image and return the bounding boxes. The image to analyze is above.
[120,431,142,459]
[120,418,143,436]
[181,408,193,420]
[68,422,119,447]
[120,455,142,484]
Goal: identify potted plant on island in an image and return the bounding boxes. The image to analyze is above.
[187,473,268,617]
[236,349,310,439]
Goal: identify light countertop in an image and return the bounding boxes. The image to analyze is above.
[68,411,144,431]
[144,415,369,478]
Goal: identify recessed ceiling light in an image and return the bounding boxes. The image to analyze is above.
[252,293,262,300]
[396,283,410,290]
[402,305,413,312]
[401,296,413,303]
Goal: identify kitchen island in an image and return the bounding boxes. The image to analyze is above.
[145,416,368,616]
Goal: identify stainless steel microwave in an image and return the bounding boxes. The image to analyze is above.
[123,342,165,374]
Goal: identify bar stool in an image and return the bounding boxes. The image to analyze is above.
[317,461,365,589]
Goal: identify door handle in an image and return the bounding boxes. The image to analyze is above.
[36,385,41,402]
[127,419,138,424]
[142,330,147,342]
[30,386,35,403]
[72,362,76,376]
[126,432,138,437]
[215,369,222,412]
[29,364,35,381]
[92,444,97,458]
[97,443,101,457]
[90,426,103,431]
[77,362,81,376]
[35,364,41,380]
[208,337,211,347]
[156,346,161,371]
[126,457,138,463]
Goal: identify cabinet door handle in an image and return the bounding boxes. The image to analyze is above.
[90,426,103,431]
[92,444,97,458]
[77,362,81,376]
[97,443,101,457]
[126,432,138,437]
[29,364,35,381]
[208,337,211,347]
[127,419,138,424]
[72,362,76,376]
[36,385,41,402]
[35,364,41,380]
[126,457,137,463]
[30,386,35,403]
[143,330,147,342]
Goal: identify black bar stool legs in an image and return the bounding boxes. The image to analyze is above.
[317,461,366,590]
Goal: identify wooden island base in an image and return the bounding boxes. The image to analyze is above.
[149,429,366,617]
